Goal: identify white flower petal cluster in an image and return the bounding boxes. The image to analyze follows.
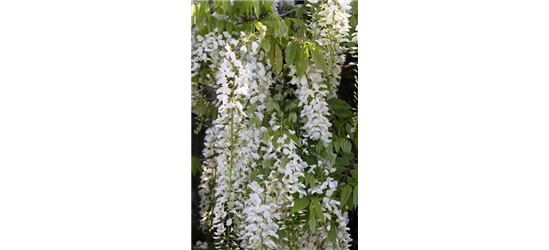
[273,0,296,13]
[196,31,259,247]
[351,23,358,85]
[291,65,332,146]
[284,0,296,6]
[197,28,302,249]
[194,1,355,249]
[310,0,353,98]
[191,29,232,106]
[242,114,308,249]
[190,28,202,105]
[194,241,208,249]
[272,0,280,11]
[278,1,354,249]
[241,181,280,249]
[351,24,358,53]
[288,64,351,249]
[296,208,351,250]
[198,125,218,230]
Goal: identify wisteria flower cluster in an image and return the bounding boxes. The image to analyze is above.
[191,0,358,249]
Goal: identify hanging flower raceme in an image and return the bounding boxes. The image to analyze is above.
[308,0,353,98]
[292,65,332,146]
[280,0,354,248]
[191,29,200,110]
[289,63,352,249]
[192,1,357,249]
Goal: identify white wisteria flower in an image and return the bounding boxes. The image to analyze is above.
[193,1,356,249]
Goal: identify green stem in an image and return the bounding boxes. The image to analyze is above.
[226,77,237,247]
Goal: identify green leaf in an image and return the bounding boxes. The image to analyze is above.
[294,46,303,76]
[335,157,350,166]
[252,0,260,18]
[340,185,353,208]
[226,22,234,33]
[262,159,273,169]
[263,166,272,176]
[297,46,309,77]
[260,39,271,53]
[308,175,316,188]
[272,132,281,145]
[311,47,327,71]
[313,200,324,222]
[234,25,243,33]
[215,19,223,32]
[296,7,304,18]
[291,196,310,213]
[327,98,352,110]
[267,43,275,66]
[288,112,297,123]
[351,169,358,180]
[280,156,288,167]
[335,109,354,119]
[315,143,323,154]
[266,100,279,113]
[285,41,296,65]
[290,17,306,27]
[249,116,260,129]
[340,140,352,154]
[249,170,259,182]
[325,143,333,154]
[320,150,336,166]
[275,44,283,73]
[284,98,300,112]
[312,41,327,52]
[299,36,313,43]
[239,5,249,16]
[262,128,273,144]
[341,150,355,160]
[337,127,345,139]
[284,86,295,95]
[283,130,300,146]
[191,156,202,175]
[285,19,292,34]
[335,166,347,174]
[191,3,197,18]
[346,123,355,137]
[309,208,316,233]
[304,173,311,186]
[263,0,273,10]
[283,118,292,128]
[302,155,317,166]
[346,193,354,208]
[330,172,344,181]
[230,0,242,11]
[274,20,288,38]
[334,139,341,154]
[275,231,285,245]
[243,23,253,33]
[348,177,357,186]
[328,227,338,248]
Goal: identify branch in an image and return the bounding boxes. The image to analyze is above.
[341,63,357,70]
[339,159,356,189]
[279,4,303,18]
